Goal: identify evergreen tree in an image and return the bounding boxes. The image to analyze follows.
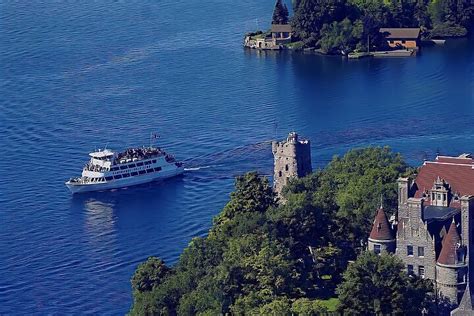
[272,0,289,24]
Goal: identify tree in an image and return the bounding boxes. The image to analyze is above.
[272,0,289,24]
[211,172,275,233]
[318,18,363,54]
[130,151,414,315]
[131,257,171,293]
[291,0,349,46]
[291,298,328,315]
[259,297,292,315]
[337,252,433,315]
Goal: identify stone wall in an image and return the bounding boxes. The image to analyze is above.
[396,217,437,280]
[461,196,474,269]
[437,264,468,304]
[368,238,396,253]
[272,132,312,198]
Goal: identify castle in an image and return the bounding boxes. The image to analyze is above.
[272,132,312,198]
[272,132,474,315]
[369,154,474,314]
[271,133,474,314]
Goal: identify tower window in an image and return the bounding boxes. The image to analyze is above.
[279,171,282,177]
[418,246,424,257]
[374,244,381,254]
[285,164,289,171]
[418,266,425,278]
[407,245,413,256]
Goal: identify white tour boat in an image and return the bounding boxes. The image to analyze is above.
[66,146,184,194]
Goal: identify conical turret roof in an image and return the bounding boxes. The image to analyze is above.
[456,282,474,312]
[437,219,462,266]
[369,208,394,241]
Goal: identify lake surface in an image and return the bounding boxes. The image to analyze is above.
[0,0,473,314]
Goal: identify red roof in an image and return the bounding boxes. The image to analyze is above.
[437,220,462,265]
[369,208,394,241]
[414,155,474,199]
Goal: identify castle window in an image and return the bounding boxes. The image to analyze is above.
[279,171,282,177]
[407,245,413,256]
[407,264,414,275]
[285,164,289,171]
[374,244,381,254]
[418,266,425,278]
[418,246,424,257]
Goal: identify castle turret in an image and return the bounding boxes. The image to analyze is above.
[436,219,468,304]
[451,282,474,315]
[272,132,312,198]
[368,207,395,254]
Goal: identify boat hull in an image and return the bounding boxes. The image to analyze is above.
[66,167,184,194]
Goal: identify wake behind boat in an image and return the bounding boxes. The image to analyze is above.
[66,146,184,194]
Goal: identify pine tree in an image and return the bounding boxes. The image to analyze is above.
[272,0,289,24]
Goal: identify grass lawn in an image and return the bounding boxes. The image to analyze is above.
[315,298,339,312]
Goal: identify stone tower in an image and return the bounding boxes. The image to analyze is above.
[272,132,312,198]
[436,219,468,304]
[368,207,396,254]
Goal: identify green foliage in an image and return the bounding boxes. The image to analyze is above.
[131,257,171,293]
[291,0,350,47]
[314,297,339,311]
[430,22,468,37]
[273,0,290,25]
[291,298,328,314]
[291,0,474,50]
[130,148,428,315]
[212,172,275,233]
[259,297,292,315]
[285,146,409,255]
[337,252,433,315]
[318,18,363,53]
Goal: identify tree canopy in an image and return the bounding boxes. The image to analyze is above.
[129,148,429,315]
[272,0,290,24]
[337,252,433,315]
[290,0,474,52]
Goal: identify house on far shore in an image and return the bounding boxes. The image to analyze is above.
[379,28,421,49]
[244,24,293,50]
[271,24,293,44]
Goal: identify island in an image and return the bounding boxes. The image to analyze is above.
[129,132,474,315]
[245,0,474,56]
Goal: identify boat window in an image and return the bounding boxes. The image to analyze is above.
[120,165,127,170]
[144,161,151,165]
[154,167,162,172]
[122,173,130,178]
[114,175,122,179]
[129,164,136,168]
[131,172,138,176]
[111,167,118,171]
[105,176,113,181]
[139,170,146,175]
[146,168,154,173]
[152,159,157,163]
[136,162,144,166]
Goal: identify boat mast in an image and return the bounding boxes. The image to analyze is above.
[149,132,159,148]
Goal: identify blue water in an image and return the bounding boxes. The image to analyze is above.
[0,0,473,314]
